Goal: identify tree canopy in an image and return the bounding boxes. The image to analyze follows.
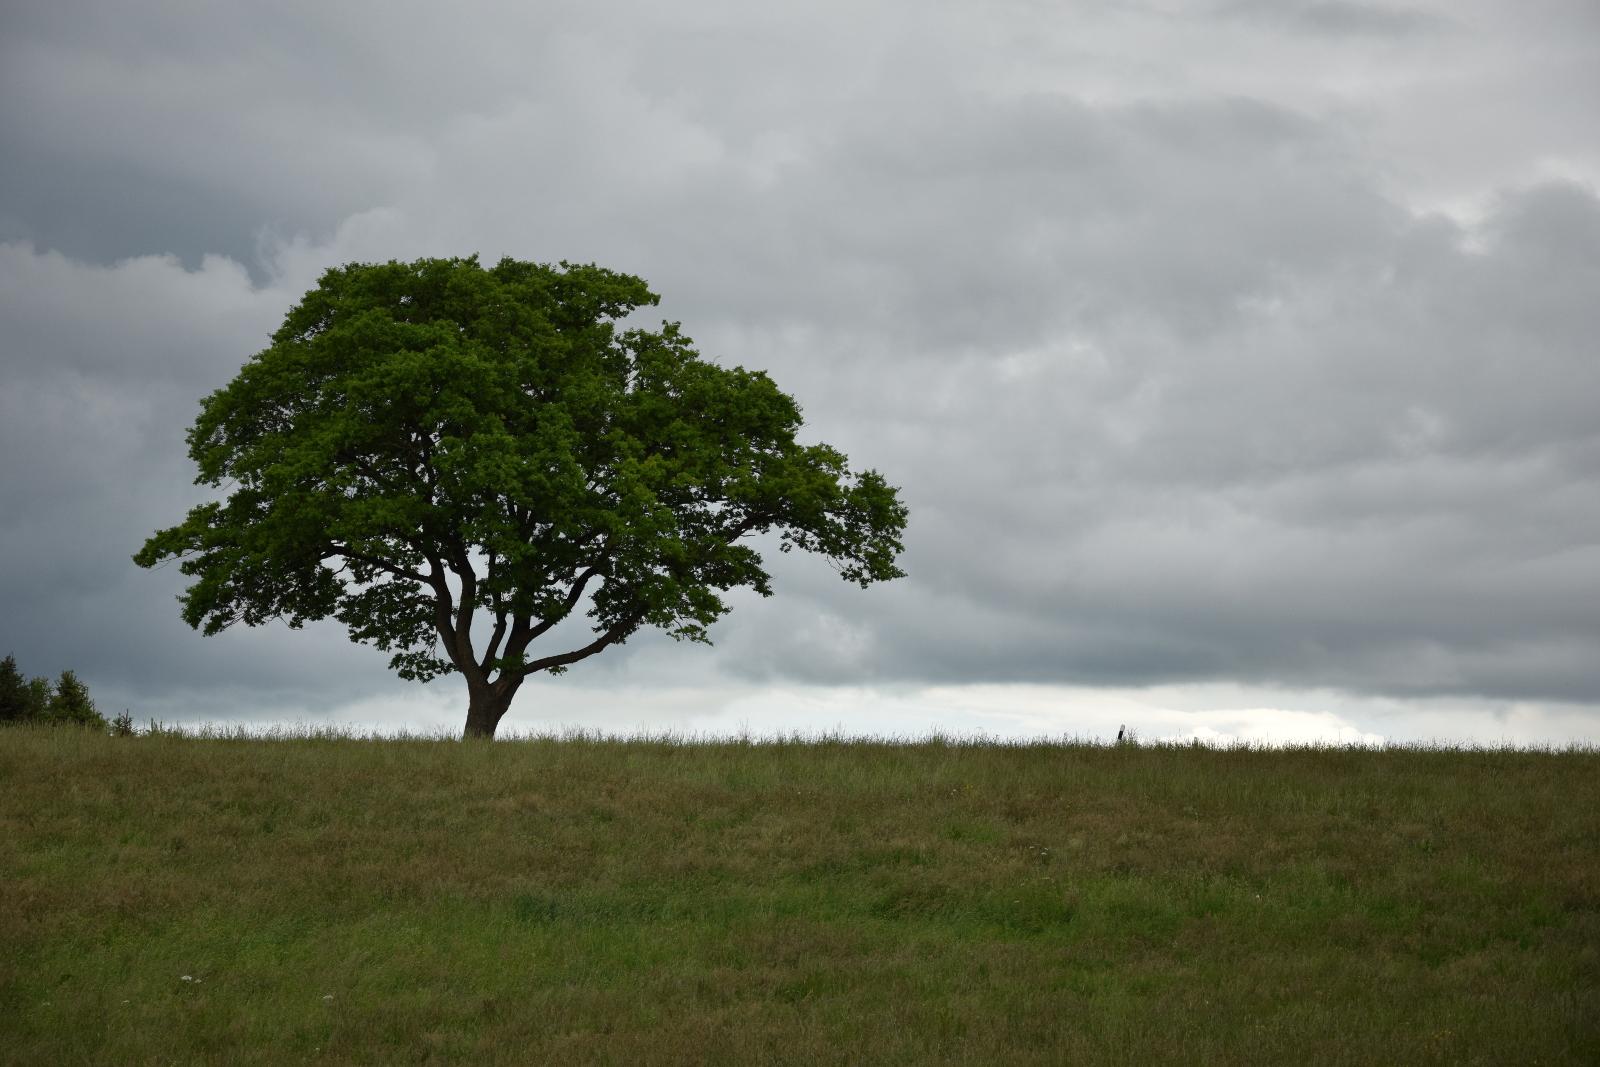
[136,257,907,737]
[1,655,106,729]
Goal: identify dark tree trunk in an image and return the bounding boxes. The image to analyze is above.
[461,678,523,740]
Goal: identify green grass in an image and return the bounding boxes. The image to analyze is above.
[3,725,1597,1064]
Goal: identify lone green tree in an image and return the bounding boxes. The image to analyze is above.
[136,257,907,738]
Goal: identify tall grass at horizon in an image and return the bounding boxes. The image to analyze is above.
[3,724,1596,1064]
[71,716,1600,750]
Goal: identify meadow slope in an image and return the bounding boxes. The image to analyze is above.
[2,726,1597,1064]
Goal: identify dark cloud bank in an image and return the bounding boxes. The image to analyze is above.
[1,1,1596,735]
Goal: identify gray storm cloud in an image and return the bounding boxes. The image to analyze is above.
[1,0,1596,733]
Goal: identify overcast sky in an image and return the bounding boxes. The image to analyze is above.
[2,0,1597,744]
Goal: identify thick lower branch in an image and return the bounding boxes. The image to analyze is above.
[523,612,644,675]
[497,566,603,669]
[480,610,509,672]
[529,567,601,641]
[423,555,477,673]
[446,540,476,645]
[330,547,429,584]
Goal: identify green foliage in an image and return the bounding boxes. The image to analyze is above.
[0,654,104,728]
[24,678,50,718]
[47,669,105,727]
[0,654,35,722]
[136,257,907,735]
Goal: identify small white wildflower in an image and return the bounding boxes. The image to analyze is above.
[323,994,334,1001]
[180,975,194,982]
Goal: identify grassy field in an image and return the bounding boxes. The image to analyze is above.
[2,725,1597,1065]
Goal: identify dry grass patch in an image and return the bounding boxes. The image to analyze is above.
[2,725,1597,1064]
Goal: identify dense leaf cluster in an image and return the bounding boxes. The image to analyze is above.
[136,257,906,735]
[0,655,105,728]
